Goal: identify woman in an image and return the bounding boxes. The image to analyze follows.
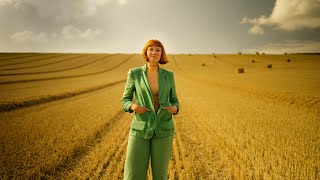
[121,39,179,180]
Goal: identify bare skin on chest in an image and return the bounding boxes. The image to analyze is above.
[147,70,160,111]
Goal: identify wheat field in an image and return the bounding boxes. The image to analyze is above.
[0,53,319,179]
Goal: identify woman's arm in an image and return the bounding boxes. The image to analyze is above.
[169,72,180,115]
[121,69,135,113]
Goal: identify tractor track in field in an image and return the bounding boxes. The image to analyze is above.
[0,54,116,76]
[0,53,40,61]
[173,101,226,179]
[0,54,83,71]
[0,55,133,85]
[0,54,63,67]
[86,113,131,179]
[170,56,182,71]
[169,115,186,180]
[0,79,126,112]
[172,56,320,114]
[95,129,129,179]
[39,110,126,179]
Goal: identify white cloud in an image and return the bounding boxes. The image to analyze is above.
[0,0,12,6]
[249,24,264,35]
[10,25,102,43]
[241,0,320,35]
[117,0,127,5]
[61,25,102,40]
[2,0,114,23]
[10,30,49,43]
[246,40,320,54]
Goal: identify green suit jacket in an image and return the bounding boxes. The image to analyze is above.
[121,64,180,139]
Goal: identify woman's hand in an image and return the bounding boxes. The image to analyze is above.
[130,104,150,114]
[162,106,178,114]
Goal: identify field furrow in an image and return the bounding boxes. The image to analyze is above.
[0,82,127,179]
[0,53,40,61]
[0,54,63,67]
[0,55,133,84]
[172,72,319,179]
[172,55,320,113]
[0,54,83,72]
[0,79,125,111]
[43,110,125,178]
[0,54,115,76]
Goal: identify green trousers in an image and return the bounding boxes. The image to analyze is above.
[124,134,173,180]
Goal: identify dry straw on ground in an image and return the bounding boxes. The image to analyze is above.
[0,53,319,179]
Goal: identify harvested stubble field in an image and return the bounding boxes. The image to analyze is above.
[0,53,319,179]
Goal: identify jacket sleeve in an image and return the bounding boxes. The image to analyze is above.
[169,72,180,115]
[121,69,135,113]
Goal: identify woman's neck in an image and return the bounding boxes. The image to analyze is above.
[147,63,158,72]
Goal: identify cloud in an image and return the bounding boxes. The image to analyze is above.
[117,0,127,5]
[10,25,102,43]
[241,0,320,35]
[246,40,320,53]
[1,0,126,23]
[249,24,264,35]
[11,30,49,43]
[61,25,102,40]
[0,0,12,6]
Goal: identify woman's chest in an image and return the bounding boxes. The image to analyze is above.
[146,73,159,94]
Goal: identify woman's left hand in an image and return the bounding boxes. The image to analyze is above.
[162,106,178,114]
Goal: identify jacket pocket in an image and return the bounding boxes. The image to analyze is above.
[131,120,146,131]
[158,109,174,130]
[159,118,174,130]
[162,109,172,121]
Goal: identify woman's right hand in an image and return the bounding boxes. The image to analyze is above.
[130,104,150,114]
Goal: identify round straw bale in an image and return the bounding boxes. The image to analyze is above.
[238,68,245,73]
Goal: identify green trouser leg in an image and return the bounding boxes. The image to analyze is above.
[124,134,173,180]
[150,135,173,180]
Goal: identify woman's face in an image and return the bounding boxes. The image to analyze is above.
[147,45,162,63]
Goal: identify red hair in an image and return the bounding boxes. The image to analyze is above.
[142,39,169,64]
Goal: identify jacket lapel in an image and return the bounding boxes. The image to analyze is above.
[158,66,166,105]
[142,64,152,95]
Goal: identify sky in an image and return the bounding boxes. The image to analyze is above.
[0,0,320,54]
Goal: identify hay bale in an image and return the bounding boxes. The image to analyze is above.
[238,52,242,55]
[189,54,192,56]
[238,68,245,73]
[256,52,259,55]
[287,58,291,62]
[267,64,272,68]
[201,63,206,67]
[251,60,255,63]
